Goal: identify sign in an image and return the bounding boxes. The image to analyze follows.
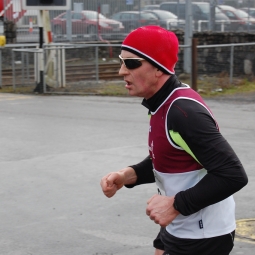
[126,0,134,5]
[22,0,71,10]
[101,4,110,15]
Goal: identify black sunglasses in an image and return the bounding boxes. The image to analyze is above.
[119,55,145,69]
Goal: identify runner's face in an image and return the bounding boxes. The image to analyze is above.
[119,50,159,99]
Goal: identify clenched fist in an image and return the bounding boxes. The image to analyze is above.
[146,194,180,227]
[100,172,125,198]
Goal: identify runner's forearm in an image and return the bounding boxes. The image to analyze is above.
[125,155,155,188]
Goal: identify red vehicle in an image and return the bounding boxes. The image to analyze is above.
[0,1,3,14]
[218,5,255,32]
[52,10,124,38]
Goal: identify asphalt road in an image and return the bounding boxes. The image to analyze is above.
[0,93,254,255]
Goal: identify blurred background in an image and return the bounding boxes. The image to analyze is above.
[1,0,255,43]
[0,0,255,95]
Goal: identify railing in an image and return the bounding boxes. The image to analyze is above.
[197,20,230,32]
[197,42,255,84]
[0,43,38,89]
[1,41,254,94]
[197,19,255,32]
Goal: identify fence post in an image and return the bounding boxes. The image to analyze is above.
[55,47,59,88]
[26,51,29,85]
[0,49,2,88]
[61,46,66,88]
[21,46,24,86]
[32,10,44,93]
[191,38,198,91]
[43,45,46,93]
[230,45,234,84]
[95,46,99,83]
[12,49,15,91]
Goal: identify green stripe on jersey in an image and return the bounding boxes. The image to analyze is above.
[169,130,202,165]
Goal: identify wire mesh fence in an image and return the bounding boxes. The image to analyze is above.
[196,42,255,93]
[1,41,254,95]
[0,44,38,91]
[2,0,255,44]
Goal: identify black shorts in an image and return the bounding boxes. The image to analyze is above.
[153,227,235,255]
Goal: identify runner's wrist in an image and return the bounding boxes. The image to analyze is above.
[173,197,179,212]
[119,167,137,185]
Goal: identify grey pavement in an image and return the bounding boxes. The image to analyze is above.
[0,93,254,255]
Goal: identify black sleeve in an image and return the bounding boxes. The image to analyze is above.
[125,155,155,188]
[168,99,248,216]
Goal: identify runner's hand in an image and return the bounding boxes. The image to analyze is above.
[146,194,180,227]
[100,172,125,198]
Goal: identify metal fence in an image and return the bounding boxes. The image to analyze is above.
[196,42,255,93]
[1,41,254,94]
[0,43,38,89]
[2,0,255,44]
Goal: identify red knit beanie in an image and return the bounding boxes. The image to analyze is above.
[121,26,179,74]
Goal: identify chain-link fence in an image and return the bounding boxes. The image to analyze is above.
[196,42,255,93]
[1,40,254,94]
[0,44,38,91]
[2,0,255,43]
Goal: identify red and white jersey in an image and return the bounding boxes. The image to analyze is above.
[148,86,236,239]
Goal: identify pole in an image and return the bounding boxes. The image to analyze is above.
[97,0,100,40]
[229,45,234,85]
[34,10,44,93]
[184,1,193,74]
[0,49,2,88]
[66,10,72,42]
[139,0,141,27]
[248,0,251,32]
[191,38,198,92]
[209,0,216,31]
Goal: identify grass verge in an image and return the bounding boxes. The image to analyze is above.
[1,75,255,98]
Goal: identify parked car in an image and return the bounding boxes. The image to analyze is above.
[142,5,160,11]
[110,11,159,33]
[218,5,255,31]
[51,10,124,39]
[160,2,231,31]
[241,7,255,18]
[143,10,185,30]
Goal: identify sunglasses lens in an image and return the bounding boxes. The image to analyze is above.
[119,56,143,70]
[124,59,142,69]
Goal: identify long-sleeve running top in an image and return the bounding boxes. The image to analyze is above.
[126,75,248,216]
